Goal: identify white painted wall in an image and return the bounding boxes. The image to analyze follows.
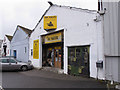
[29,36,41,68]
[29,5,104,79]
[11,27,29,62]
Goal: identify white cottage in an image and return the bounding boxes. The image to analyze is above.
[2,35,13,56]
[29,2,104,79]
[11,25,32,62]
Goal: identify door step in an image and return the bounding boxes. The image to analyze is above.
[42,67,64,74]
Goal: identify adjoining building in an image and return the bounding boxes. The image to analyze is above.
[11,25,32,62]
[2,35,13,56]
[29,2,104,79]
[98,0,120,83]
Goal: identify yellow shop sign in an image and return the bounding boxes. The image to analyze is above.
[45,32,62,44]
[33,39,39,59]
[44,16,57,30]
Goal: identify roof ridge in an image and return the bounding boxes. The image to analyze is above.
[18,25,32,31]
[5,35,13,41]
[5,34,12,37]
[53,4,97,13]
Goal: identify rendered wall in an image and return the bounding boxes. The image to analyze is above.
[11,27,29,62]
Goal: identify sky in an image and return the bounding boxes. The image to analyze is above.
[0,0,98,39]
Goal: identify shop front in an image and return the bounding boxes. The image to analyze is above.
[29,4,104,79]
[42,31,64,69]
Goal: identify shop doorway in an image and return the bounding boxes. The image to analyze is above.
[68,46,90,77]
[42,43,63,69]
[42,31,64,69]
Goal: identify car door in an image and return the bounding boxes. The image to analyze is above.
[8,59,20,70]
[1,59,10,71]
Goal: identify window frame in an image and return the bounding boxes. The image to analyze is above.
[9,59,16,63]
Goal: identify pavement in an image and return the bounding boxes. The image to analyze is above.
[2,68,109,89]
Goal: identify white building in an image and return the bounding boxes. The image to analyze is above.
[2,35,13,56]
[29,2,104,80]
[11,25,32,62]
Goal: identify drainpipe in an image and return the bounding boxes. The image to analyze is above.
[96,0,105,80]
[98,1,112,89]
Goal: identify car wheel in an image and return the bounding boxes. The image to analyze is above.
[21,66,28,71]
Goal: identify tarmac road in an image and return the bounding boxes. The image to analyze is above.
[2,69,107,89]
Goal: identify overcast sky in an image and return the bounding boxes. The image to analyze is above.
[0,0,98,39]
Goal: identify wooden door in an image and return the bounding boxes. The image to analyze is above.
[54,47,61,68]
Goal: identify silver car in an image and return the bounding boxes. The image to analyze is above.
[0,57,33,71]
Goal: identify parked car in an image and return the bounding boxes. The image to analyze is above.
[0,57,33,71]
[2,56,14,58]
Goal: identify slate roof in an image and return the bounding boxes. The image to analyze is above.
[5,35,13,41]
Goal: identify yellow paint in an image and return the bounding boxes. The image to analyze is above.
[54,47,61,49]
[73,58,76,61]
[48,48,52,51]
[68,65,71,70]
[33,40,39,59]
[45,32,62,44]
[44,16,57,30]
[78,66,85,73]
[78,68,82,73]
